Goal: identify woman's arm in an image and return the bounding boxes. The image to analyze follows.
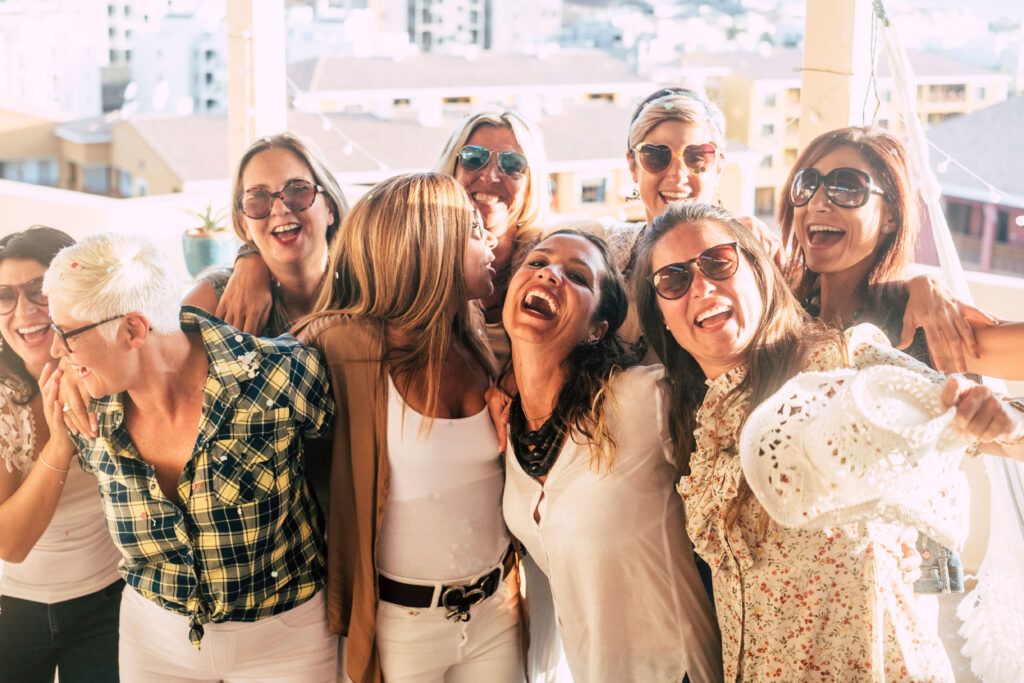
[942,374,1024,461]
[0,364,78,563]
[215,253,273,335]
[900,275,1000,374]
[966,322,1024,381]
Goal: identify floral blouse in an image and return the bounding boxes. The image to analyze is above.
[0,379,35,476]
[678,324,954,682]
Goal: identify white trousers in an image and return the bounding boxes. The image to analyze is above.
[375,573,522,683]
[119,585,338,683]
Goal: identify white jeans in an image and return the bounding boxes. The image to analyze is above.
[119,585,338,683]
[375,573,522,683]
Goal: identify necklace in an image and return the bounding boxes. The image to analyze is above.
[509,396,566,478]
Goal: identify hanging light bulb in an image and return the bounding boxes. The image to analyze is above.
[344,141,354,156]
[321,117,331,131]
[989,189,1001,203]
[1015,215,1024,228]
[936,158,950,174]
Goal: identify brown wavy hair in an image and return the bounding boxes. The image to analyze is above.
[777,126,917,309]
[634,203,835,532]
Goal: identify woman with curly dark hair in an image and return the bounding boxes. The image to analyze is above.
[0,226,122,683]
[499,229,721,682]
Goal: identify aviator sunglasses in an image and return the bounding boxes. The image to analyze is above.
[789,167,886,209]
[457,145,529,178]
[239,179,324,220]
[649,242,739,300]
[0,277,47,315]
[632,142,719,175]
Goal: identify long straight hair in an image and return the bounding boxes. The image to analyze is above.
[302,172,494,419]
[634,203,835,532]
[0,226,76,404]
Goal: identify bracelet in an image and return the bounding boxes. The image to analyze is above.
[996,397,1024,448]
[37,452,70,474]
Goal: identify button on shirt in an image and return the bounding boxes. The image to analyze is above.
[71,307,335,647]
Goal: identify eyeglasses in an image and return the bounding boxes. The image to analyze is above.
[631,142,718,175]
[0,277,47,315]
[789,167,885,209]
[238,179,324,220]
[49,315,125,354]
[649,242,739,300]
[457,145,529,178]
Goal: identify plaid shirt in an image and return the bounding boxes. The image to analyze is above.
[72,307,334,647]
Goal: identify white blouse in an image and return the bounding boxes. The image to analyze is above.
[377,378,510,581]
[0,381,121,603]
[503,365,722,683]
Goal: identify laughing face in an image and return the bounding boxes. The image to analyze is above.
[0,258,53,377]
[239,147,334,272]
[464,212,498,301]
[47,297,126,399]
[791,145,894,281]
[653,221,762,378]
[454,124,528,246]
[629,119,723,225]
[503,234,609,356]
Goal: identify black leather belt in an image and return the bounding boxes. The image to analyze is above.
[378,545,515,622]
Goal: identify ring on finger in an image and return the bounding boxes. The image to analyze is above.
[62,403,72,413]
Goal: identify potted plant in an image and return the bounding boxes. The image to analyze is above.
[180,201,238,277]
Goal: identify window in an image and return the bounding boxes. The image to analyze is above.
[117,169,132,196]
[205,72,214,84]
[763,93,776,108]
[784,147,798,165]
[946,201,973,235]
[83,165,111,193]
[109,49,118,62]
[108,4,115,16]
[997,210,1009,243]
[443,96,471,104]
[974,86,987,101]
[786,88,800,104]
[580,178,607,204]
[755,187,776,216]
[760,155,773,169]
[761,123,774,138]
[587,93,614,102]
[125,49,132,61]
[393,98,411,106]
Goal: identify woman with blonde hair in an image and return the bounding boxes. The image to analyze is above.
[186,132,349,336]
[295,172,521,683]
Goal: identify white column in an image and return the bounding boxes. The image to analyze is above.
[799,0,874,149]
[226,0,288,168]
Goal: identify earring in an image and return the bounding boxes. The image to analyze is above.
[627,186,640,200]
[665,324,670,331]
[882,224,895,234]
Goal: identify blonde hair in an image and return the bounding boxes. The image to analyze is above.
[627,87,727,154]
[433,108,550,236]
[307,172,495,417]
[43,232,182,337]
[230,132,350,245]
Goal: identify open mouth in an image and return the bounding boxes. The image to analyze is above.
[271,223,302,244]
[16,323,50,345]
[472,191,504,206]
[521,288,559,319]
[660,189,693,204]
[694,304,733,329]
[807,225,845,247]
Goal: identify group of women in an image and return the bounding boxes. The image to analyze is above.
[3,84,1024,683]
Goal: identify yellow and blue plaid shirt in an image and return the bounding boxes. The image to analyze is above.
[72,307,334,647]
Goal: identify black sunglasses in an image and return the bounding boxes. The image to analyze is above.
[457,145,529,178]
[632,142,718,175]
[0,277,47,315]
[789,167,885,209]
[239,179,324,220]
[49,315,125,354]
[649,242,739,300]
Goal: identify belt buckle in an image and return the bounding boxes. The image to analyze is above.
[441,581,487,622]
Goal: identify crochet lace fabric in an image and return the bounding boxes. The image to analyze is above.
[739,364,970,550]
[0,380,35,475]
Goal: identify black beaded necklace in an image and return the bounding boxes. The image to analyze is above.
[509,396,566,479]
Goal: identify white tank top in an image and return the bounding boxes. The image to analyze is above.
[377,378,510,581]
[2,461,122,603]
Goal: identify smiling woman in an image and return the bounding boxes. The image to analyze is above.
[0,226,123,683]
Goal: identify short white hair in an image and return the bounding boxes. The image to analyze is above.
[43,233,182,336]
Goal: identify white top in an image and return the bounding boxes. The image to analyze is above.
[0,381,122,603]
[503,365,722,683]
[377,378,510,581]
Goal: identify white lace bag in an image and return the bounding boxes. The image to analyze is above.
[739,364,970,549]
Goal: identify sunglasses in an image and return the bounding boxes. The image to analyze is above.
[457,145,529,178]
[239,179,324,220]
[0,277,47,315]
[632,142,718,175]
[649,242,739,300]
[789,167,886,209]
[49,315,125,354]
